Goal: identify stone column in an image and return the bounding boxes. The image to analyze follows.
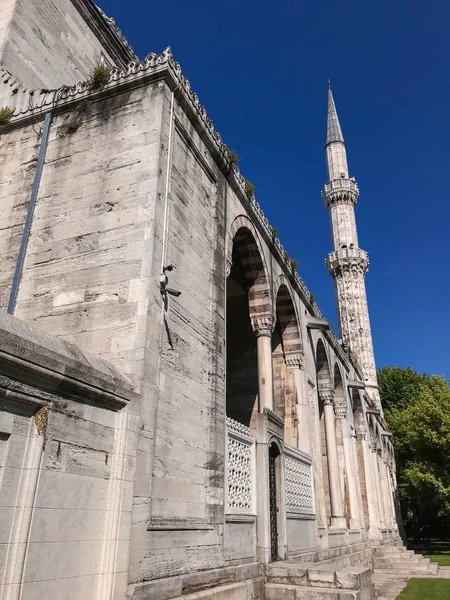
[370,441,385,530]
[377,450,389,529]
[359,432,382,540]
[387,460,400,533]
[286,351,309,454]
[253,318,274,412]
[320,389,346,528]
[351,431,366,534]
[335,403,360,529]
[382,456,395,531]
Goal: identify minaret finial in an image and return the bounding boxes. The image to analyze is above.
[328,78,331,90]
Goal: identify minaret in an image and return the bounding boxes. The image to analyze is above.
[322,82,382,410]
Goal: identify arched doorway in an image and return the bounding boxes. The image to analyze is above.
[268,441,281,561]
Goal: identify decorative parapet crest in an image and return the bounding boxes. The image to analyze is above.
[322,178,359,209]
[284,442,313,464]
[96,7,138,61]
[326,247,369,277]
[226,416,251,439]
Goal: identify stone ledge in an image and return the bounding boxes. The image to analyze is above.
[126,564,261,600]
[0,312,137,410]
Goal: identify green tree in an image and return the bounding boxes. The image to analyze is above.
[379,367,450,541]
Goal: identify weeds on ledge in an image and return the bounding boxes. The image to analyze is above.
[245,180,255,199]
[90,64,111,90]
[0,107,14,125]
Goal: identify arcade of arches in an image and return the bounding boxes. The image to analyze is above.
[224,227,398,561]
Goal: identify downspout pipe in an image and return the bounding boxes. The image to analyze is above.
[7,112,52,315]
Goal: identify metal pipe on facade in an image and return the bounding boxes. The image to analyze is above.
[7,112,52,315]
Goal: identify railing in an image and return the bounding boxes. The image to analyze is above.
[226,417,256,515]
[284,443,315,515]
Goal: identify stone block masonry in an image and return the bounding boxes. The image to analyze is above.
[0,2,402,598]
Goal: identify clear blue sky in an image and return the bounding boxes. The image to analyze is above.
[98,0,450,378]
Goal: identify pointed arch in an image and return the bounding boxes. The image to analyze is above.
[271,281,302,444]
[225,219,271,426]
[228,217,272,327]
[274,279,302,357]
[316,338,332,392]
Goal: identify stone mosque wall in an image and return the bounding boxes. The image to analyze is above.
[0,2,400,599]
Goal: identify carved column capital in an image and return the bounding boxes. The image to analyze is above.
[285,351,304,370]
[318,388,335,406]
[355,429,366,441]
[369,438,379,453]
[251,315,273,338]
[334,403,348,419]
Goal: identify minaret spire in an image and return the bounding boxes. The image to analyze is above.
[326,83,344,145]
[322,84,382,411]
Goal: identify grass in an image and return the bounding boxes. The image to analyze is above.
[421,540,450,566]
[397,578,450,600]
[424,554,450,567]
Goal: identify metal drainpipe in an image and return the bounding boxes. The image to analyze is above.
[7,112,52,315]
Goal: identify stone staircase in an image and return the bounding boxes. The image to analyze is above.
[263,540,440,600]
[372,544,439,600]
[265,562,374,600]
[373,544,438,575]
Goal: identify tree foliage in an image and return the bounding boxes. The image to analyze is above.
[378,366,450,539]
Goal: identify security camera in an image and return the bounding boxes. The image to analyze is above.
[163,264,174,273]
[166,288,181,297]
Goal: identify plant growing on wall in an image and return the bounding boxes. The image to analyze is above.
[62,99,92,136]
[309,292,315,304]
[269,226,278,240]
[90,64,111,90]
[228,150,239,165]
[0,107,14,125]
[64,117,83,135]
[290,259,298,271]
[245,180,255,199]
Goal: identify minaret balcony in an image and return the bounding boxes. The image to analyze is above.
[326,247,369,276]
[322,178,359,209]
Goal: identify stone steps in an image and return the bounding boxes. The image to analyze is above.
[265,564,374,600]
[265,582,374,600]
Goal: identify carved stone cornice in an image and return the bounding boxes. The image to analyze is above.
[285,351,304,370]
[322,178,359,209]
[251,315,274,338]
[326,248,369,278]
[318,389,335,406]
[263,408,284,429]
